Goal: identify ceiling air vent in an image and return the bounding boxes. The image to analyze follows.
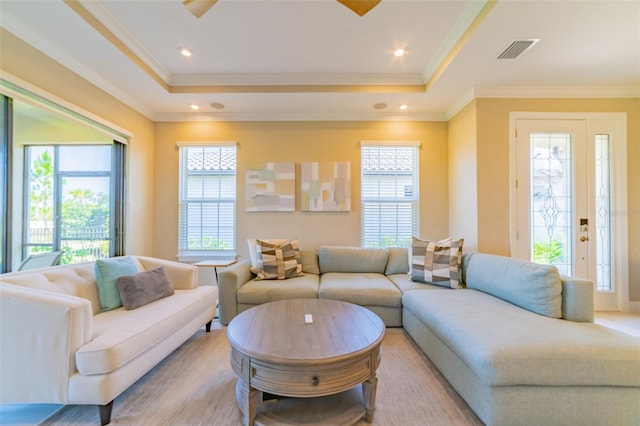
[497,39,540,59]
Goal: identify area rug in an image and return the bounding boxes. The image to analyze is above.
[42,324,482,425]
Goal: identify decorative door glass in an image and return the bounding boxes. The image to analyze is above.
[529,133,572,276]
[594,134,612,292]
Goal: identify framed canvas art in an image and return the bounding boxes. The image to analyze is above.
[300,162,351,212]
[245,162,295,211]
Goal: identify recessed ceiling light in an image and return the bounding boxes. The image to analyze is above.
[210,102,225,109]
[190,103,199,110]
[178,46,192,57]
[373,102,387,110]
[399,104,408,111]
[394,49,405,57]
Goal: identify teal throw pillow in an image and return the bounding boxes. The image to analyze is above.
[95,257,139,312]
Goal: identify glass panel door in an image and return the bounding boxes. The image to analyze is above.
[60,176,111,262]
[530,132,573,275]
[514,117,623,310]
[24,145,114,264]
[515,120,589,280]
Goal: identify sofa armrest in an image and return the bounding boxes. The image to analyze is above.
[134,256,198,290]
[0,283,92,403]
[218,259,253,325]
[561,276,594,323]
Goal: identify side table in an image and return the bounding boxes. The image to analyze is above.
[193,259,237,285]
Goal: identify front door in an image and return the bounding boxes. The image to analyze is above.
[512,115,627,311]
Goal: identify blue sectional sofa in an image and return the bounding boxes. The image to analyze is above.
[218,245,640,425]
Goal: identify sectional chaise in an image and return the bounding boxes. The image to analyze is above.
[219,245,640,426]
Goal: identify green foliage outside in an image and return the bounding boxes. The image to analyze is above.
[366,236,411,248]
[29,150,54,226]
[533,239,564,265]
[187,236,231,250]
[28,150,110,264]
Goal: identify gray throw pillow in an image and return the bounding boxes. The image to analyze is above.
[409,237,464,289]
[116,267,175,310]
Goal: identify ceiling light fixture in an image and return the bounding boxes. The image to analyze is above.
[210,102,225,109]
[394,49,405,57]
[190,103,199,110]
[399,104,408,111]
[373,102,387,110]
[178,46,193,57]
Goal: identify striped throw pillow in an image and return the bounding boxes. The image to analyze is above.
[255,239,304,280]
[410,237,464,288]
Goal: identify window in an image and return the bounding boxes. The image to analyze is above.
[178,143,236,260]
[361,142,419,247]
[23,143,125,264]
[0,96,10,273]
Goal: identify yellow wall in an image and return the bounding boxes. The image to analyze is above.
[153,121,449,260]
[1,29,157,256]
[448,101,478,251]
[4,27,638,304]
[456,98,639,302]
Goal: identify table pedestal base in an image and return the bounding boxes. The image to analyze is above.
[235,380,368,426]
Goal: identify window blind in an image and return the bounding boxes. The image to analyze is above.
[178,144,236,260]
[361,143,419,247]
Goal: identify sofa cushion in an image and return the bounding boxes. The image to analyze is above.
[465,253,562,318]
[385,247,409,275]
[116,267,175,310]
[237,274,319,305]
[402,289,640,387]
[319,246,389,274]
[300,249,320,275]
[75,286,216,375]
[319,272,402,307]
[254,239,303,280]
[387,274,446,293]
[94,257,140,312]
[0,262,102,314]
[409,237,464,289]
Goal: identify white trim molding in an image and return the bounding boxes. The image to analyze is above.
[508,111,630,312]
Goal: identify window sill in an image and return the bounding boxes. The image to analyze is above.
[176,252,237,264]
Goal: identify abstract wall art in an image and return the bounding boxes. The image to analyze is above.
[300,162,351,212]
[245,162,295,211]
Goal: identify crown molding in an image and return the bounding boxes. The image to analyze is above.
[170,73,426,86]
[1,11,155,120]
[445,85,640,120]
[445,88,477,120]
[422,0,496,89]
[75,0,171,83]
[474,86,640,99]
[153,111,447,122]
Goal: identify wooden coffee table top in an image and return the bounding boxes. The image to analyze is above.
[227,298,385,365]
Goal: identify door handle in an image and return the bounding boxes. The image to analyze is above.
[580,236,589,242]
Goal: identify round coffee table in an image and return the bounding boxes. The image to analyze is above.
[227,298,385,426]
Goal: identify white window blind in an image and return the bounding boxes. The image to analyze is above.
[361,143,419,247]
[178,143,236,260]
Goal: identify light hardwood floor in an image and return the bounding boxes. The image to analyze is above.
[1,312,638,425]
[594,311,640,337]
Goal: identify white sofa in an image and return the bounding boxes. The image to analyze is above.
[0,256,218,425]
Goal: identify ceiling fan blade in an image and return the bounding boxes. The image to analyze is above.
[337,0,381,16]
[183,0,218,18]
